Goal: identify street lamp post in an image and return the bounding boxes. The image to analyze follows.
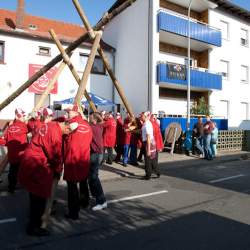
[187,0,193,131]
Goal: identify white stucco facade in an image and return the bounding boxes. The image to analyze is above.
[209,9,250,128]
[103,0,250,129]
[0,33,114,120]
[103,0,150,115]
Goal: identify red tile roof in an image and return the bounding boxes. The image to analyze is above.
[0,9,115,51]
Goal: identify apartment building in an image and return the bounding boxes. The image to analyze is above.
[103,0,250,128]
[0,1,115,120]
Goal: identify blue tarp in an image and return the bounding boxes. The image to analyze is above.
[54,93,115,107]
[160,117,228,133]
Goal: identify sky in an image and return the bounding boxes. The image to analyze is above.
[0,0,249,25]
[0,0,117,25]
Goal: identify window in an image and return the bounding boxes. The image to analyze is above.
[29,24,38,30]
[220,20,229,40]
[220,60,229,80]
[38,46,51,56]
[79,53,106,75]
[0,41,5,63]
[240,102,249,120]
[241,65,249,83]
[220,100,230,119]
[34,94,50,108]
[240,28,248,46]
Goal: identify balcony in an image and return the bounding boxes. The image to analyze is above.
[157,63,222,90]
[158,10,222,51]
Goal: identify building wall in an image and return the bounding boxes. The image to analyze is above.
[209,9,250,128]
[0,33,114,119]
[160,0,208,23]
[159,42,209,68]
[103,0,150,115]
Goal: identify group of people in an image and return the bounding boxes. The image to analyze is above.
[0,106,164,237]
[192,116,218,160]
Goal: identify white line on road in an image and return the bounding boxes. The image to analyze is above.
[0,218,16,225]
[209,174,245,184]
[108,190,168,204]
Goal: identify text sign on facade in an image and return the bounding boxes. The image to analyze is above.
[167,64,186,80]
[28,64,58,94]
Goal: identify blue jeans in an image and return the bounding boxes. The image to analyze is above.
[89,153,106,204]
[123,144,130,164]
[211,143,217,158]
[195,137,204,155]
[203,134,213,160]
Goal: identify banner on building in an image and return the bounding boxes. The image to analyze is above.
[167,63,186,80]
[28,64,58,94]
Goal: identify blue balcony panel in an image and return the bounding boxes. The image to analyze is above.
[157,64,222,91]
[158,11,222,47]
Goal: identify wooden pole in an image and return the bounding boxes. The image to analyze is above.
[41,178,58,229]
[49,29,97,112]
[0,0,137,111]
[73,0,134,117]
[74,31,102,106]
[32,59,69,112]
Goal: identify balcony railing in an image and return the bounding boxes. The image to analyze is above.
[157,62,222,90]
[158,10,222,47]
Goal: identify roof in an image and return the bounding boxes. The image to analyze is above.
[0,9,115,51]
[108,0,250,23]
[210,0,250,22]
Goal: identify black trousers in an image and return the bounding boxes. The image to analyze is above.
[29,193,47,229]
[144,152,160,178]
[8,163,20,192]
[115,145,123,162]
[103,147,113,164]
[138,146,145,161]
[67,180,89,217]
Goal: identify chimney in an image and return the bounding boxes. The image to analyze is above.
[16,0,25,30]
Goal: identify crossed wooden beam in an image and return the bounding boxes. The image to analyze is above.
[0,0,136,117]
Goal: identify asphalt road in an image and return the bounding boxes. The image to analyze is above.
[0,158,250,250]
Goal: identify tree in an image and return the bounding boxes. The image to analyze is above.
[191,97,212,116]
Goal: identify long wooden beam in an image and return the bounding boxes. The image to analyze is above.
[74,31,102,107]
[49,29,97,112]
[73,0,134,117]
[0,0,137,111]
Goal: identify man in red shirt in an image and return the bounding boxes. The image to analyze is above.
[27,110,42,137]
[114,113,123,163]
[1,108,28,193]
[89,112,107,211]
[103,112,116,165]
[19,120,70,236]
[63,105,92,220]
[122,116,132,167]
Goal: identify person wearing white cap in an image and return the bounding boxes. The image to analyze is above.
[1,108,28,193]
[63,104,92,219]
[141,111,159,180]
[41,107,54,124]
[27,110,43,137]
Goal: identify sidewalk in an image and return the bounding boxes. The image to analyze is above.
[99,151,250,182]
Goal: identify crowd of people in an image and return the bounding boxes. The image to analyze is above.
[0,106,164,237]
[192,115,218,160]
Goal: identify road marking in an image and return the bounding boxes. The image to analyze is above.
[108,190,168,204]
[0,218,16,224]
[209,174,245,184]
